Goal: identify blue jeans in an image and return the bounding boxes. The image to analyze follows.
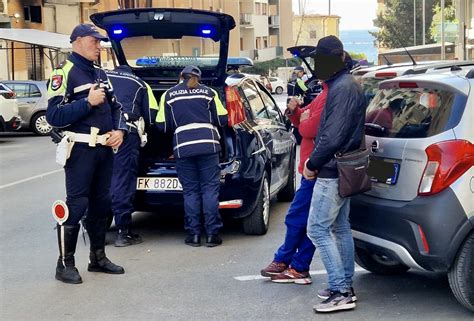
[274,177,316,272]
[307,178,354,293]
[176,153,223,236]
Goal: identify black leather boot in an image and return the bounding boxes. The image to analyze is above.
[88,248,125,274]
[55,224,83,284]
[115,227,143,247]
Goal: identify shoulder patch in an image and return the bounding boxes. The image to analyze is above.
[51,75,63,91]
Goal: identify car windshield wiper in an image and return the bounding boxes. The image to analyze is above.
[364,123,386,132]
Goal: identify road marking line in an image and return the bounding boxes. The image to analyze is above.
[0,169,63,190]
[234,267,365,281]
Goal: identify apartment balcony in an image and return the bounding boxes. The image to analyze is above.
[269,15,279,28]
[240,13,254,27]
[240,46,283,62]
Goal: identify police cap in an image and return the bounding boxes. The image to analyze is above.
[181,65,202,79]
[70,24,109,43]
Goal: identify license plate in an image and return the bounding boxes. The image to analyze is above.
[136,177,182,191]
[367,158,400,185]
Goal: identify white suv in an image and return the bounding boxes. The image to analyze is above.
[0,83,21,132]
[350,64,474,311]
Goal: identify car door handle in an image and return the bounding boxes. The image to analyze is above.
[26,101,35,104]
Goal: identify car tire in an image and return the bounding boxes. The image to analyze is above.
[242,173,270,235]
[275,86,284,95]
[448,232,474,312]
[277,153,296,202]
[355,246,410,275]
[31,112,52,136]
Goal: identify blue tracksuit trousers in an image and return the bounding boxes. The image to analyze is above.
[274,177,316,272]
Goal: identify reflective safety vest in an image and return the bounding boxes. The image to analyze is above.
[46,52,127,134]
[156,81,228,159]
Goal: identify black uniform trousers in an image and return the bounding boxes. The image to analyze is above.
[110,132,140,229]
[64,143,113,249]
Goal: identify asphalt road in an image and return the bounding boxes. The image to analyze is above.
[1,128,473,320]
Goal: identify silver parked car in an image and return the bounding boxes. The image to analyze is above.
[350,64,474,311]
[2,80,51,135]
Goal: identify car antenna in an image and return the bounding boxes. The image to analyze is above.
[404,47,417,65]
[382,54,392,66]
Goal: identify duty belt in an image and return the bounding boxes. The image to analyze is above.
[64,128,109,147]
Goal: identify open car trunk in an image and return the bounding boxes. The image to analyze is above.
[90,8,236,163]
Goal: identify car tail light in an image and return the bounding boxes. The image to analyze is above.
[225,86,246,126]
[1,91,15,99]
[375,72,397,78]
[418,140,474,195]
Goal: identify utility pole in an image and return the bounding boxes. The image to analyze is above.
[414,0,417,46]
[422,0,426,45]
[329,0,331,16]
[441,0,445,59]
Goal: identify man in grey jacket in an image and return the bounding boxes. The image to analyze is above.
[302,36,366,313]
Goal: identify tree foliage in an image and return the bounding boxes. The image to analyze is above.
[371,0,453,48]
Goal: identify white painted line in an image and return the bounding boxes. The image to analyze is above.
[0,169,63,190]
[234,267,365,281]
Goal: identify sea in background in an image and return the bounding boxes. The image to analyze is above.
[340,29,379,65]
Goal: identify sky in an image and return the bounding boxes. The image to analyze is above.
[292,0,378,30]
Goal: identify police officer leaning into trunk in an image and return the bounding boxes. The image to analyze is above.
[106,65,159,247]
[156,65,228,247]
[46,24,128,284]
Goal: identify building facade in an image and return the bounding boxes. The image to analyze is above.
[0,0,294,80]
[293,14,340,47]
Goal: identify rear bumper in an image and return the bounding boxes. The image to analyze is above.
[350,188,473,272]
[134,160,261,219]
[0,116,21,131]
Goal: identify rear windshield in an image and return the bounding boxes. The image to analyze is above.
[360,77,380,104]
[121,36,220,71]
[365,87,467,138]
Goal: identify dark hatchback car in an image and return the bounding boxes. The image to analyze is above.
[91,8,296,235]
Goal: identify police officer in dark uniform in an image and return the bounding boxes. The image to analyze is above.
[46,24,128,284]
[156,65,228,247]
[106,65,159,247]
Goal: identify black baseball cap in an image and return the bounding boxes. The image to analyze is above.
[70,23,109,43]
[181,65,202,79]
[310,35,344,57]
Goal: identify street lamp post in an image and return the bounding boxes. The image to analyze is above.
[414,0,417,46]
[422,0,426,45]
[441,0,445,59]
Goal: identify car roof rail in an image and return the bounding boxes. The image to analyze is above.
[402,60,474,75]
[466,69,474,79]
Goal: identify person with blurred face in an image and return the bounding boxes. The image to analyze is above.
[46,23,128,284]
[303,36,366,313]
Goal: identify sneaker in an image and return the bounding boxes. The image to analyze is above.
[260,261,288,277]
[270,268,312,285]
[313,291,356,313]
[317,287,357,302]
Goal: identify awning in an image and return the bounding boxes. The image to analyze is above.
[0,28,110,51]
